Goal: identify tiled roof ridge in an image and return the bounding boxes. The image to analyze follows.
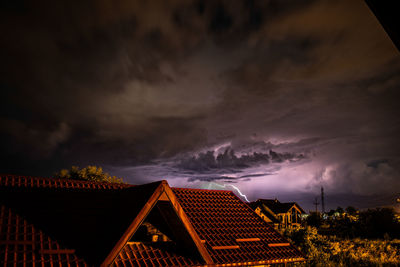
[0,174,133,189]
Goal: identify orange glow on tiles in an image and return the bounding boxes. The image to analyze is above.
[268,243,290,247]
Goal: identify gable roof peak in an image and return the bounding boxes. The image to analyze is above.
[102,179,213,266]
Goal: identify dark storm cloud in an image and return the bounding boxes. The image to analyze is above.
[178,148,305,172]
[0,0,321,175]
[367,159,389,169]
[1,0,400,210]
[187,176,237,183]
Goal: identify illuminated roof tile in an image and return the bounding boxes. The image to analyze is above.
[0,175,306,266]
[172,187,305,264]
[113,242,201,267]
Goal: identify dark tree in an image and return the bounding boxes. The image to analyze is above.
[336,206,344,214]
[327,209,336,216]
[356,208,400,239]
[345,206,357,215]
[306,212,323,227]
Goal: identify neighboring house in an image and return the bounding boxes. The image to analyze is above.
[0,175,305,266]
[250,199,306,230]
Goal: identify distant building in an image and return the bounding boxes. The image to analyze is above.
[0,175,305,266]
[250,199,306,230]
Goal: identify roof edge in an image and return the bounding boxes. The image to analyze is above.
[101,180,214,266]
[164,184,214,264]
[101,181,166,266]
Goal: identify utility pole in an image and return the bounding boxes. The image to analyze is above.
[313,197,320,213]
[321,187,325,214]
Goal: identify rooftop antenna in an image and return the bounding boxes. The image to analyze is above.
[313,197,320,213]
[321,187,325,214]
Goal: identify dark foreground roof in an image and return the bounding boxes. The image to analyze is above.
[365,0,400,52]
[0,174,305,266]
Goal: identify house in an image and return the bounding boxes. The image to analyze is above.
[0,175,306,266]
[250,199,306,230]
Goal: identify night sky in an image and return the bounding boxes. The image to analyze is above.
[1,0,399,211]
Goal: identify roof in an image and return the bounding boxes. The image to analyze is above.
[173,188,304,265]
[0,175,162,265]
[249,201,280,224]
[253,199,306,215]
[0,174,305,266]
[0,205,88,266]
[115,242,201,266]
[0,174,132,189]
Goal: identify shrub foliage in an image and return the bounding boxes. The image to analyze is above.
[55,165,124,183]
[285,227,400,266]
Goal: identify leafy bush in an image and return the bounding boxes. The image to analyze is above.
[285,227,334,266]
[54,165,124,183]
[285,227,400,266]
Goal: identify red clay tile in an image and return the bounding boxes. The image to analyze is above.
[172,187,305,264]
[0,175,306,266]
[0,205,88,266]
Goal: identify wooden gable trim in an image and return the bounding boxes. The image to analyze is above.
[101,180,214,266]
[261,204,279,219]
[293,203,306,214]
[101,181,165,266]
[163,183,214,265]
[288,204,305,214]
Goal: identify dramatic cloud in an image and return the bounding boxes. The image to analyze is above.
[1,0,399,210]
[177,148,305,172]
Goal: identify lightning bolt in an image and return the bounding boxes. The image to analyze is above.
[208,182,250,202]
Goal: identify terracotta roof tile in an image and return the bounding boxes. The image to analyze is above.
[0,175,306,266]
[172,188,305,265]
[113,242,201,267]
[0,205,88,266]
[0,175,163,265]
